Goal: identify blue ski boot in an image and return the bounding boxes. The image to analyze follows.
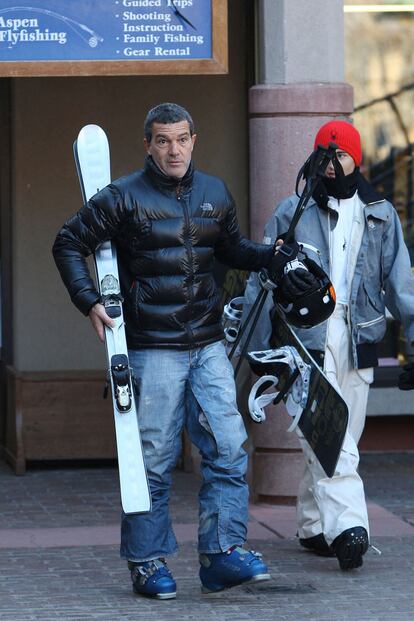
[199,546,271,593]
[129,559,176,599]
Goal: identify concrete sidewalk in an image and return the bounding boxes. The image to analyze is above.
[0,453,413,620]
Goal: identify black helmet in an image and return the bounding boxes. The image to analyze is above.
[273,258,336,329]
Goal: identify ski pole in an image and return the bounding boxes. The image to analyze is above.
[231,144,338,376]
[284,142,338,244]
[233,287,269,378]
[231,269,277,379]
[228,285,267,362]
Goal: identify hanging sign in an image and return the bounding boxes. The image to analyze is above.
[0,0,227,76]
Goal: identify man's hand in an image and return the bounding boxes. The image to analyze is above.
[89,303,115,342]
[398,361,414,391]
[267,239,299,284]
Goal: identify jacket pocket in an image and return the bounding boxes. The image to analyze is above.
[357,315,385,329]
[299,241,321,257]
[356,284,386,342]
[356,313,386,345]
[298,241,325,270]
[362,282,384,314]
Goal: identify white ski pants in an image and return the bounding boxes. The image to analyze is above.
[296,303,372,544]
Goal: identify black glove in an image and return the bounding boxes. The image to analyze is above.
[267,240,299,284]
[280,268,320,302]
[398,361,414,390]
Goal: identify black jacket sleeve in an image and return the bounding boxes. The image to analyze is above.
[52,184,128,315]
[214,188,273,271]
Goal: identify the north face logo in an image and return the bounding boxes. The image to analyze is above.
[201,202,213,212]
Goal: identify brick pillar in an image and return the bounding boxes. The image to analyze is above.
[249,0,354,501]
[249,83,354,240]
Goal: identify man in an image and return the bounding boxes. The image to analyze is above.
[243,120,414,571]
[53,102,295,599]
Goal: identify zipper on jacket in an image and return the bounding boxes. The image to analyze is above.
[323,211,332,361]
[365,199,385,207]
[176,182,182,200]
[180,194,196,335]
[357,315,385,329]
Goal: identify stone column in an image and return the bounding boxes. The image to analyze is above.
[249,0,353,501]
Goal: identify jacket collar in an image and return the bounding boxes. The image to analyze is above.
[356,173,384,205]
[314,171,385,212]
[353,173,389,222]
[144,155,194,193]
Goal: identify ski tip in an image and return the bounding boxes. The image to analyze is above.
[78,124,107,139]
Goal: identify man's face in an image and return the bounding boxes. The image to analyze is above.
[144,121,196,179]
[325,150,356,178]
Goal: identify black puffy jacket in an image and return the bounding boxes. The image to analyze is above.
[53,156,273,349]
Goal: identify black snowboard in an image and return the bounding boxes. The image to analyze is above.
[267,306,349,478]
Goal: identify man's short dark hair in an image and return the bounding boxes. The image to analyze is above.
[144,103,194,142]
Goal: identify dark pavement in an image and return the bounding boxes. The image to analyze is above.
[0,453,413,620]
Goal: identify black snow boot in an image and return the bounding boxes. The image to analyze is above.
[331,526,369,570]
[299,533,334,557]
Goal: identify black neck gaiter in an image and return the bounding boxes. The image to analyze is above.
[322,167,360,200]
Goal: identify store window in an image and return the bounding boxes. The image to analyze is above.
[345,1,414,373]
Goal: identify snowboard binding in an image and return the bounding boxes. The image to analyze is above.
[222,296,244,345]
[247,347,312,432]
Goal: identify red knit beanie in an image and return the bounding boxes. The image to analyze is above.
[314,120,362,166]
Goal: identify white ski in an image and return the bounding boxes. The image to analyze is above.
[74,124,151,514]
